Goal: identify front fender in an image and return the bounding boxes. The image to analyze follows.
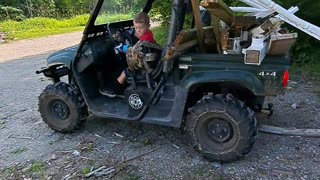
[47,45,78,68]
[180,71,265,96]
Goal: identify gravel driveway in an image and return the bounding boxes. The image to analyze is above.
[0,33,320,179]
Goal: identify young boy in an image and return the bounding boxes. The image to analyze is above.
[100,12,156,97]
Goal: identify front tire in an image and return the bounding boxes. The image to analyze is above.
[39,82,88,133]
[186,94,257,162]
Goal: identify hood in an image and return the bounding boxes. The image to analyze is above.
[47,45,79,68]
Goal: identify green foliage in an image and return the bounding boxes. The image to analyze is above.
[152,26,168,46]
[290,62,320,80]
[281,0,320,65]
[95,13,132,25]
[10,147,28,155]
[54,0,94,18]
[151,0,172,26]
[0,14,89,40]
[0,13,134,40]
[0,5,25,21]
[2,166,18,177]
[30,162,45,173]
[0,0,93,18]
[82,166,91,175]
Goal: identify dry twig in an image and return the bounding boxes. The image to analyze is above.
[85,145,164,178]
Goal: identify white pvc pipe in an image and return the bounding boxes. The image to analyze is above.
[258,0,320,40]
[230,7,266,13]
[239,0,267,10]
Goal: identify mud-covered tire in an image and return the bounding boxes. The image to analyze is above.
[186,93,257,162]
[38,82,88,133]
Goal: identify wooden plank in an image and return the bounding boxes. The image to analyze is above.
[172,26,214,46]
[201,0,235,25]
[210,14,222,53]
[232,16,257,30]
[191,0,205,52]
[165,26,216,61]
[174,39,198,52]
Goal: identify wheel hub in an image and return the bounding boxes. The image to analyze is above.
[207,119,233,143]
[50,100,70,120]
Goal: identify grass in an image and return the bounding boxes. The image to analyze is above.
[1,14,89,40]
[0,120,5,129]
[2,166,18,177]
[290,63,320,81]
[82,166,92,175]
[289,62,320,96]
[313,87,320,96]
[29,162,46,173]
[25,161,47,178]
[1,161,48,179]
[0,13,131,40]
[10,147,28,155]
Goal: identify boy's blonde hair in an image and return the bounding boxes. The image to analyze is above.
[134,12,150,25]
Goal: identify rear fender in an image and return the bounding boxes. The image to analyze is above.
[181,71,265,96]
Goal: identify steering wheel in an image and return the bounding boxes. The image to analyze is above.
[120,29,135,46]
[107,24,135,46]
[119,28,140,46]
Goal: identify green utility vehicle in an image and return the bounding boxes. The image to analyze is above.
[36,0,290,162]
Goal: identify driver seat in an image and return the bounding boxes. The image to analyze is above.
[125,41,163,89]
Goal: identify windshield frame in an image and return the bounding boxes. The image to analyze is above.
[84,0,155,34]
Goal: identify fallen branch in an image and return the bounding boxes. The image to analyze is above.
[121,145,164,164]
[106,141,121,145]
[114,133,124,138]
[5,134,33,140]
[163,134,180,149]
[13,136,33,140]
[95,167,116,177]
[85,166,107,177]
[5,133,14,140]
[259,124,320,137]
[56,150,74,153]
[85,145,164,178]
[80,156,94,161]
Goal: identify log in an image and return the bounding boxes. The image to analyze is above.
[191,0,205,52]
[210,14,222,53]
[259,124,320,137]
[201,0,235,25]
[174,39,198,52]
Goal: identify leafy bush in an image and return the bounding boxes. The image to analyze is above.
[95,14,132,25]
[0,13,135,40]
[0,5,25,21]
[0,14,90,40]
[284,1,320,65]
[152,26,169,46]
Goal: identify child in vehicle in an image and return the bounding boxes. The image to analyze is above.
[100,12,156,97]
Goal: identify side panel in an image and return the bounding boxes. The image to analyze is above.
[181,71,265,95]
[179,54,290,96]
[141,85,189,128]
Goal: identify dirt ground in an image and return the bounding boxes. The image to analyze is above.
[0,32,82,63]
[0,33,320,179]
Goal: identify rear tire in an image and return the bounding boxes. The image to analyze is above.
[39,82,88,133]
[186,93,257,162]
